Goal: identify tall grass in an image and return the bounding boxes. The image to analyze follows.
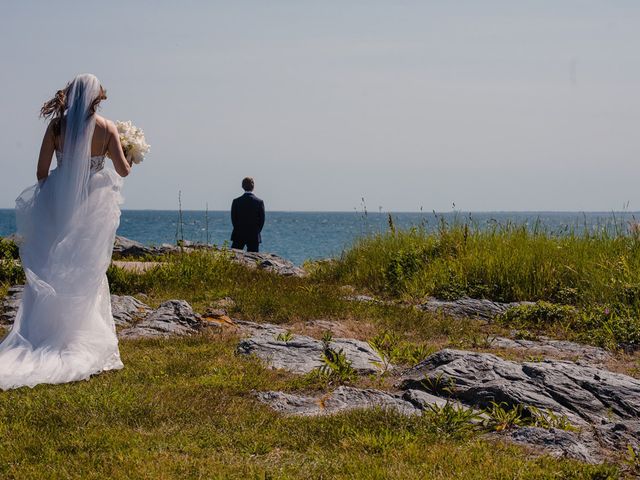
[319,221,640,307]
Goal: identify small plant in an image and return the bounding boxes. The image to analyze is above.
[393,343,433,366]
[422,402,482,439]
[276,331,294,342]
[421,373,456,397]
[625,444,640,475]
[0,238,19,260]
[321,330,334,347]
[368,330,399,373]
[485,402,526,432]
[528,406,576,431]
[313,346,357,385]
[526,355,545,363]
[0,238,23,285]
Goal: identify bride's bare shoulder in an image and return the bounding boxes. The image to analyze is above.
[95,114,112,128]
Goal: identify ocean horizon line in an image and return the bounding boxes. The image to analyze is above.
[2,208,640,215]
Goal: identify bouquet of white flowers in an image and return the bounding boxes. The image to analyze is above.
[115,120,150,165]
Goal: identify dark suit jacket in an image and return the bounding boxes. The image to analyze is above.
[231,192,265,244]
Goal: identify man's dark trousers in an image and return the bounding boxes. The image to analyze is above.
[231,192,265,253]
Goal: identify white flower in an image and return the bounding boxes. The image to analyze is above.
[114,120,150,164]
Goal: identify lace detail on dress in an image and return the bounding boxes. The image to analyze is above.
[55,150,105,174]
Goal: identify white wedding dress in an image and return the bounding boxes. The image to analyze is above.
[0,74,124,390]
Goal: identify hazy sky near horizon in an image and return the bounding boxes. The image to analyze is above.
[1,1,639,211]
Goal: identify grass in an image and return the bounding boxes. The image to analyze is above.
[0,335,622,479]
[313,222,640,350]
[317,222,640,306]
[105,249,490,348]
[3,224,640,477]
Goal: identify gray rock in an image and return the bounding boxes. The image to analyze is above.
[497,427,602,464]
[236,323,386,375]
[419,297,532,320]
[488,336,612,364]
[2,289,153,327]
[398,349,640,448]
[402,389,458,410]
[1,284,23,324]
[345,294,385,304]
[229,249,306,277]
[118,300,202,339]
[594,420,640,451]
[256,386,420,417]
[113,236,154,257]
[113,236,178,258]
[113,235,306,276]
[110,295,152,326]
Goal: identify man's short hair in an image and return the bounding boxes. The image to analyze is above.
[242,177,255,191]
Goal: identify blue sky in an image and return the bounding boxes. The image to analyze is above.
[1,1,639,211]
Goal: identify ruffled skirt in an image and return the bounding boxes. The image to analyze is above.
[0,167,124,390]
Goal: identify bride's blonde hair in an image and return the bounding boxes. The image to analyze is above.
[40,81,107,136]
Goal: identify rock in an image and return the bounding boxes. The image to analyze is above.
[113,236,155,257]
[594,420,640,451]
[488,336,612,364]
[398,349,640,449]
[118,300,202,339]
[345,294,385,304]
[113,236,306,276]
[496,427,602,464]
[201,306,234,327]
[3,289,154,327]
[419,297,532,320]
[1,284,23,324]
[300,319,366,339]
[229,249,306,277]
[236,322,386,375]
[110,295,152,326]
[113,236,178,258]
[256,386,420,417]
[402,389,457,410]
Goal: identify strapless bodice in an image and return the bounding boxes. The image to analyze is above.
[55,150,105,173]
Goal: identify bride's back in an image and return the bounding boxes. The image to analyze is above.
[53,115,111,157]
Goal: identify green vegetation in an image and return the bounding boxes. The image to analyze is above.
[317,222,640,306]
[0,336,621,479]
[0,237,23,286]
[4,222,640,477]
[314,223,640,350]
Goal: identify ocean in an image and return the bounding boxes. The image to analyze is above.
[1,209,638,265]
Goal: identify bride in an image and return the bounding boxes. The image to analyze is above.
[0,74,132,390]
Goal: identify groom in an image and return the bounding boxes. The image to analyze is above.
[230,177,265,253]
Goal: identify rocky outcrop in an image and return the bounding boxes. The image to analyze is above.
[488,336,612,364]
[256,386,421,417]
[112,235,307,276]
[110,295,152,326]
[398,349,640,450]
[236,322,386,375]
[2,289,153,328]
[229,249,306,277]
[0,284,23,324]
[113,236,167,257]
[419,297,532,320]
[118,300,202,339]
[496,427,603,464]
